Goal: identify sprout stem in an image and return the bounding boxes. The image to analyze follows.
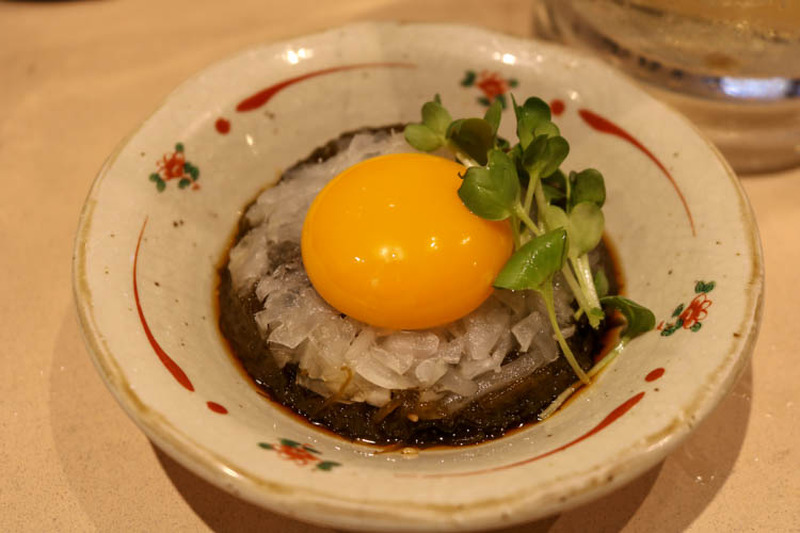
[572,254,602,313]
[510,216,522,250]
[513,204,543,238]
[447,141,481,168]
[522,167,542,216]
[560,265,599,328]
[541,283,590,384]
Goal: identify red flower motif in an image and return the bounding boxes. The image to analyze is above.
[275,444,319,466]
[476,71,509,101]
[679,293,712,329]
[158,151,187,181]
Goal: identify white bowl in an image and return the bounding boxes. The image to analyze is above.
[73,22,763,531]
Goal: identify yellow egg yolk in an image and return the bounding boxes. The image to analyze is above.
[301,153,514,330]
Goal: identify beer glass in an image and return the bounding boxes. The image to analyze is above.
[533,0,800,174]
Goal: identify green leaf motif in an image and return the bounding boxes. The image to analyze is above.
[477,96,491,107]
[690,322,703,332]
[156,179,166,192]
[258,442,274,450]
[661,325,679,337]
[695,281,716,294]
[316,461,342,472]
[184,163,199,180]
[149,173,161,182]
[494,229,567,291]
[178,178,191,189]
[460,70,476,87]
[672,303,685,317]
[303,445,322,455]
[280,438,301,448]
[175,143,184,152]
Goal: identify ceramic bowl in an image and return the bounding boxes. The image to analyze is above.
[73,22,763,531]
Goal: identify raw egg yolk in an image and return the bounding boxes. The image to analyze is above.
[301,153,513,330]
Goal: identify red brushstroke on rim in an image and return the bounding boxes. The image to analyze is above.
[134,219,194,391]
[578,108,696,236]
[207,401,228,414]
[550,99,565,116]
[235,62,416,112]
[412,391,646,478]
[645,368,665,382]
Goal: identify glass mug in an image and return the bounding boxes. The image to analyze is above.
[533,0,800,174]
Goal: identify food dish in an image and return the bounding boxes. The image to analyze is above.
[73,22,763,531]
[218,122,622,447]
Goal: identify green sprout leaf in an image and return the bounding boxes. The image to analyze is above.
[534,121,560,139]
[458,149,520,220]
[542,204,569,232]
[483,98,503,136]
[594,269,610,298]
[569,168,606,211]
[512,95,551,149]
[402,92,656,382]
[422,98,452,135]
[494,229,567,291]
[542,169,567,202]
[542,202,603,259]
[543,184,566,203]
[568,202,605,258]
[522,135,570,180]
[600,296,656,341]
[404,124,443,152]
[544,169,567,189]
[446,118,494,166]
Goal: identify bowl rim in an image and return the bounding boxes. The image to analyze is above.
[72,20,765,531]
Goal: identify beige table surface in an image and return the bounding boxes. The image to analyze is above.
[2,1,798,531]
